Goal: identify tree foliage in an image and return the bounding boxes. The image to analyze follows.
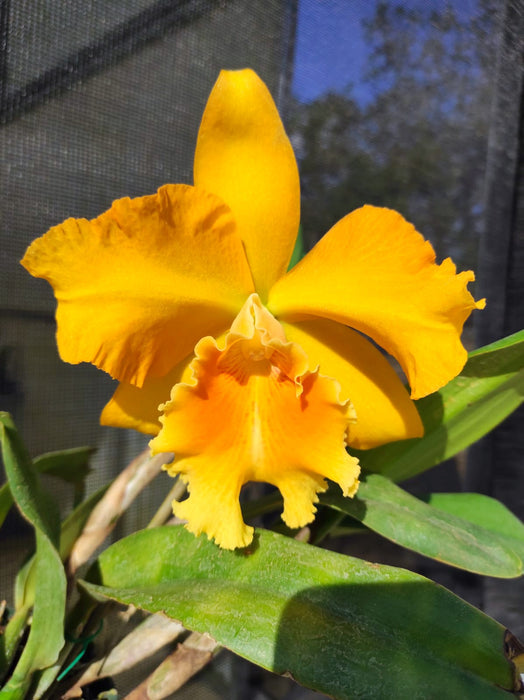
[289,1,499,270]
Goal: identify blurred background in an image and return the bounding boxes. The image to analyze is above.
[1,0,522,697]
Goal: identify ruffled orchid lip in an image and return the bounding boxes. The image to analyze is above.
[150,294,360,550]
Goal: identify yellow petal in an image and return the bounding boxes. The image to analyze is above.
[282,318,423,449]
[150,294,360,549]
[269,206,485,399]
[100,355,193,435]
[22,184,254,386]
[194,69,300,299]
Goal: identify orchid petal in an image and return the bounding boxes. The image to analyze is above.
[22,184,254,386]
[282,318,423,449]
[100,356,193,435]
[269,206,485,399]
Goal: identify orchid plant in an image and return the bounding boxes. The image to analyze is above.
[1,69,524,699]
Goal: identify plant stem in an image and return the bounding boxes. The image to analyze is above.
[147,477,186,529]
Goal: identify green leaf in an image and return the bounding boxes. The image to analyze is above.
[0,413,66,699]
[423,492,524,562]
[59,484,109,560]
[0,606,31,684]
[13,554,35,611]
[0,481,13,529]
[0,446,94,530]
[3,483,107,691]
[321,474,523,577]
[0,414,59,546]
[32,446,94,484]
[81,527,519,699]
[357,329,524,481]
[11,484,109,614]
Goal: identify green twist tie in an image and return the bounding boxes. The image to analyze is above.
[57,619,104,682]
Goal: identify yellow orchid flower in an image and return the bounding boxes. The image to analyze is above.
[21,69,484,550]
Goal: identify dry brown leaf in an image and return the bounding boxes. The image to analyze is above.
[125,632,218,700]
[62,613,184,698]
[68,449,171,574]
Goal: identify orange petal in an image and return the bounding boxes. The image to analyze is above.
[194,70,300,299]
[22,184,254,386]
[269,206,485,399]
[282,318,423,449]
[150,294,360,549]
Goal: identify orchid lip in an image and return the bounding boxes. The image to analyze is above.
[150,294,360,549]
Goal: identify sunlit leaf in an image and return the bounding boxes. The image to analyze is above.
[357,329,524,481]
[424,492,524,562]
[321,474,523,577]
[81,526,520,699]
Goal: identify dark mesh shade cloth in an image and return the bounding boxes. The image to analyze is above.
[0,0,297,592]
[0,3,296,431]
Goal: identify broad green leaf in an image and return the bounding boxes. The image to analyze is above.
[0,413,66,699]
[81,526,520,699]
[244,477,524,576]
[423,492,524,562]
[357,329,524,481]
[321,474,523,577]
